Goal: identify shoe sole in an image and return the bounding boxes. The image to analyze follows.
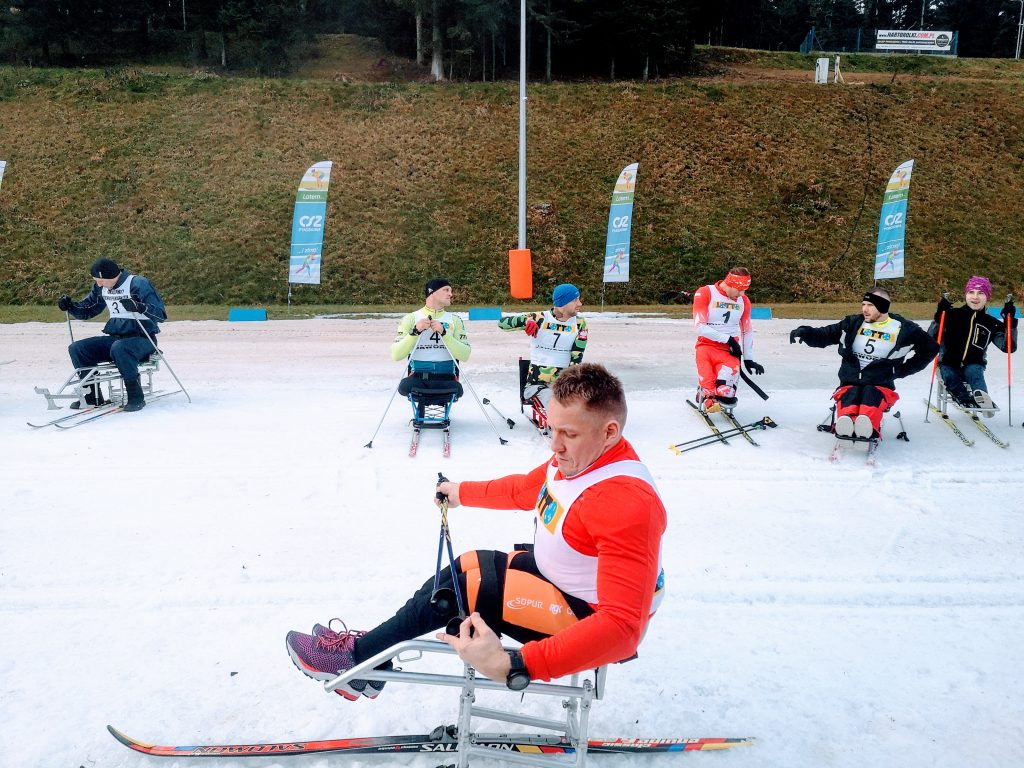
[854,415,874,439]
[835,416,854,437]
[286,639,362,701]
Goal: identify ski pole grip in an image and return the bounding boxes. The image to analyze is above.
[436,472,449,502]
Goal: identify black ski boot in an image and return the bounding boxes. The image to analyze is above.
[123,378,146,412]
[70,383,110,410]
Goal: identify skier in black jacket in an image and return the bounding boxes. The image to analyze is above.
[790,287,939,439]
[928,275,1017,417]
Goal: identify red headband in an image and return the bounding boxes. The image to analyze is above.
[723,273,751,291]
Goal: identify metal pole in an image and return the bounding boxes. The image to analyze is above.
[1016,0,1024,60]
[920,0,925,29]
[133,318,192,403]
[517,0,527,250]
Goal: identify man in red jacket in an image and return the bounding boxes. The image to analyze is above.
[285,363,667,700]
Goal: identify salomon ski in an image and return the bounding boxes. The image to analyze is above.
[107,724,755,758]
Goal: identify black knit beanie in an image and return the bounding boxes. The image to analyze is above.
[90,258,120,279]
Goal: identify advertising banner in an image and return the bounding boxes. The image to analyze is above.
[876,30,953,52]
[602,163,638,284]
[874,159,914,280]
[0,160,6,190]
[288,161,333,285]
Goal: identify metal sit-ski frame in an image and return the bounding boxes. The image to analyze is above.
[518,359,549,435]
[35,355,163,410]
[35,319,191,410]
[326,639,606,768]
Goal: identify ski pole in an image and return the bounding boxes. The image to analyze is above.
[670,417,774,454]
[482,397,515,429]
[133,318,191,403]
[364,385,401,448]
[1006,294,1014,428]
[431,473,467,637]
[66,311,75,344]
[461,375,508,445]
[924,297,947,423]
[892,410,909,441]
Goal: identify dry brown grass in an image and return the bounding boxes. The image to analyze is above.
[0,50,1022,308]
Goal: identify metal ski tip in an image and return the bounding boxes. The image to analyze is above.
[364,441,374,448]
[499,438,509,445]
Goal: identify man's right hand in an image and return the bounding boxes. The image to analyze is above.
[413,318,432,335]
[57,295,73,312]
[524,319,539,337]
[727,337,742,359]
[936,296,953,314]
[790,326,811,344]
[435,481,461,508]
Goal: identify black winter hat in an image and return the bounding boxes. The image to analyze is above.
[424,277,451,298]
[90,258,120,279]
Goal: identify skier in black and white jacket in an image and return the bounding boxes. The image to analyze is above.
[790,287,938,439]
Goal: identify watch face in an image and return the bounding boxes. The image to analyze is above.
[507,672,530,691]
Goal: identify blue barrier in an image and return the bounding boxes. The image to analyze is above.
[750,307,773,320]
[468,307,503,321]
[987,307,1021,320]
[228,307,268,322]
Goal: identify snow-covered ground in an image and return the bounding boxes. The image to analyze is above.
[2,313,1022,768]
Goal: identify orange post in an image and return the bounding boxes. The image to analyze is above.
[508,248,533,299]
[924,309,946,422]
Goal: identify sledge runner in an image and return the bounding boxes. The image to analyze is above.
[691,267,765,413]
[790,287,938,439]
[499,283,587,432]
[286,364,666,699]
[390,278,471,455]
[56,258,167,412]
[929,276,1017,417]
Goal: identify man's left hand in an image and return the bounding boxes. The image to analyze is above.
[1001,300,1016,320]
[744,359,764,375]
[437,613,510,683]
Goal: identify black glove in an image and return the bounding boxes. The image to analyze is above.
[57,295,73,312]
[1001,300,1016,320]
[120,297,147,314]
[936,296,953,316]
[744,359,765,375]
[790,326,811,344]
[727,337,742,359]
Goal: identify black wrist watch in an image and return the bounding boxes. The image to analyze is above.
[505,649,530,691]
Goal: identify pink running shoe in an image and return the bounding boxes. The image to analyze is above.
[286,620,376,701]
[312,620,387,699]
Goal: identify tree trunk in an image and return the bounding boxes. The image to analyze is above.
[545,27,551,82]
[430,0,444,81]
[642,54,648,82]
[415,9,424,66]
[196,25,208,62]
[482,31,487,81]
[220,32,227,67]
[610,57,615,81]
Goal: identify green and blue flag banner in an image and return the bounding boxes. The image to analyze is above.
[289,161,333,285]
[602,162,638,284]
[874,159,914,280]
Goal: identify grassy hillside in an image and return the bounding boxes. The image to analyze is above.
[0,42,1022,307]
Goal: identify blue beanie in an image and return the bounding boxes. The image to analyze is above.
[552,283,580,307]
